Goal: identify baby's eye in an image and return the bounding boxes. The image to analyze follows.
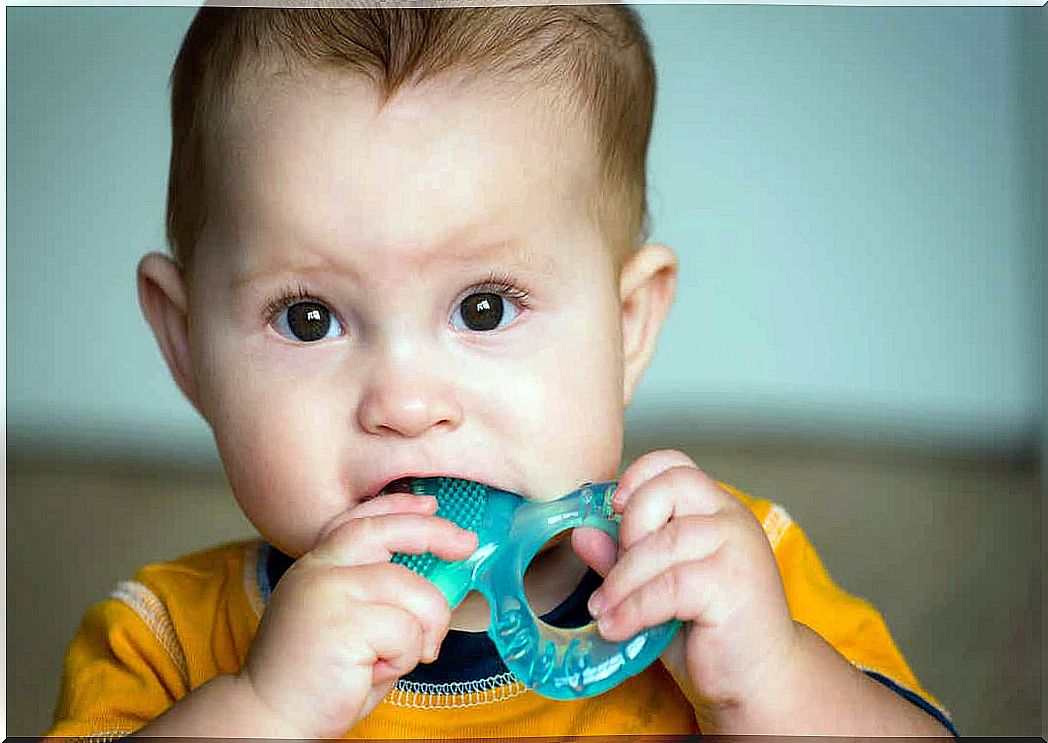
[273,300,343,342]
[451,291,521,332]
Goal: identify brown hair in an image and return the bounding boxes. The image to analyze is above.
[166,4,656,271]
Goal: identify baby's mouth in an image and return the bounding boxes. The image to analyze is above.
[378,477,415,496]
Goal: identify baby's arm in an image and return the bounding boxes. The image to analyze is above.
[576,449,954,737]
[126,673,294,738]
[52,493,477,740]
[700,621,953,736]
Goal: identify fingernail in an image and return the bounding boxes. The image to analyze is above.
[597,615,613,636]
[611,486,626,509]
[588,590,605,617]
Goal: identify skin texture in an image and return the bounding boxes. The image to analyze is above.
[137,70,951,738]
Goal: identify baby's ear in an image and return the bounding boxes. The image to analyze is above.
[618,243,677,407]
[137,252,204,417]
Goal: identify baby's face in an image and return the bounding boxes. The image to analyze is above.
[187,72,628,557]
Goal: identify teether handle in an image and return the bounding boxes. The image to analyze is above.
[482,482,681,700]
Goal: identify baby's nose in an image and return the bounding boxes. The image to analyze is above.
[357,374,463,438]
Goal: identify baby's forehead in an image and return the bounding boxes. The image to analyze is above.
[168,8,651,277]
[210,70,602,251]
[229,69,599,180]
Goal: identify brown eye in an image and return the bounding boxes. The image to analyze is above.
[457,292,506,331]
[276,301,341,342]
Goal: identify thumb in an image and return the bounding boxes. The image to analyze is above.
[571,527,617,578]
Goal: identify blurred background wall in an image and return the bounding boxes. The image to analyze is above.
[6,4,1044,738]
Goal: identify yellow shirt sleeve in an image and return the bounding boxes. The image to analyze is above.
[721,483,954,730]
[44,542,256,740]
[44,587,191,739]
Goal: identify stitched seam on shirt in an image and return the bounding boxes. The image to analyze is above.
[394,671,520,696]
[760,503,793,552]
[69,730,132,742]
[110,580,190,688]
[243,539,265,619]
[386,674,528,708]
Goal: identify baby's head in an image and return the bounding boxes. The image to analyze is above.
[139,5,677,558]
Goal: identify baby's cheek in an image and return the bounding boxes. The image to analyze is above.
[213,387,344,553]
[534,372,622,483]
[557,364,620,446]
[226,450,336,556]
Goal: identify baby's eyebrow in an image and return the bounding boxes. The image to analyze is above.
[415,236,544,267]
[230,260,350,292]
[230,237,552,291]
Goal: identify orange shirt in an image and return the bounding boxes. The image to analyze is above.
[46,485,953,739]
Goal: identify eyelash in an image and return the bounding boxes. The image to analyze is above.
[261,273,532,326]
[463,272,532,311]
[263,283,320,326]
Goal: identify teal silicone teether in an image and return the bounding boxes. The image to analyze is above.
[390,477,680,700]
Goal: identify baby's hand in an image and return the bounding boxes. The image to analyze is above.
[574,450,800,728]
[237,493,478,739]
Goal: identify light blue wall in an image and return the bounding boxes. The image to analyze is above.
[630,5,1044,450]
[7,6,1043,460]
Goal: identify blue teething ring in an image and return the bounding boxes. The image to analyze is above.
[391,478,681,699]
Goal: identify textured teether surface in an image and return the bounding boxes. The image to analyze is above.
[390,477,488,575]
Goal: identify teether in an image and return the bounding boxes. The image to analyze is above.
[391,477,680,700]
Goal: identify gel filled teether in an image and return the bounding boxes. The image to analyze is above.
[391,477,680,700]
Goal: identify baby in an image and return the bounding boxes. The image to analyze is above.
[48,5,957,739]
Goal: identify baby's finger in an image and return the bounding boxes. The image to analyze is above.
[593,558,730,642]
[589,515,728,618]
[346,600,427,683]
[310,513,478,567]
[317,493,439,545]
[571,527,617,578]
[337,563,453,662]
[618,465,728,550]
[612,450,699,511]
